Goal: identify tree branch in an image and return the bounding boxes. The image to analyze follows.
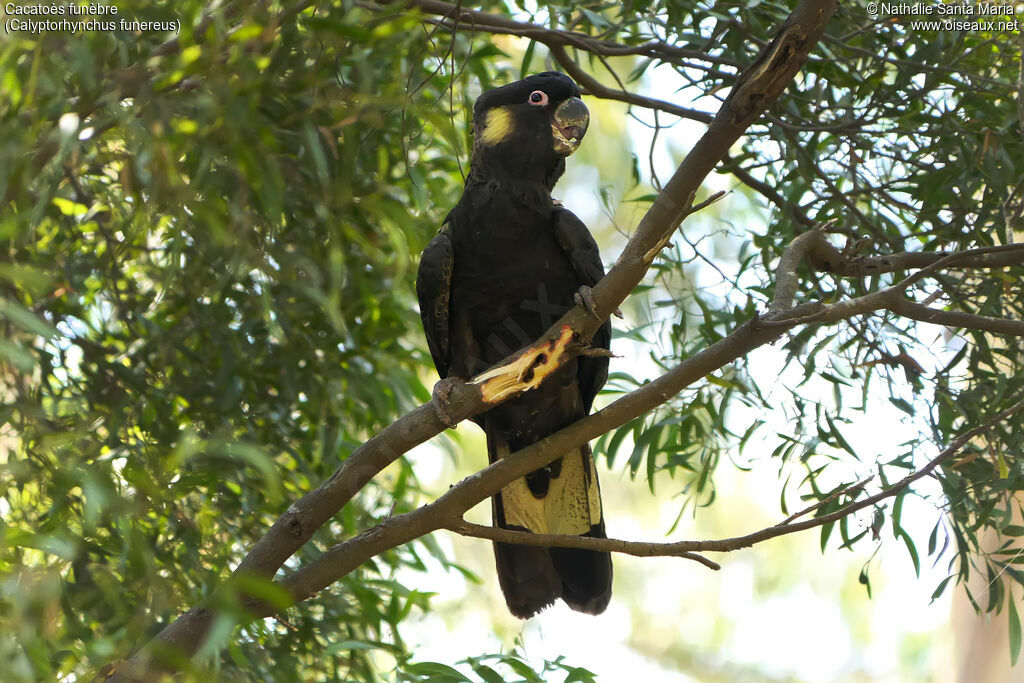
[280,390,1023,606]
[388,0,742,69]
[720,155,816,228]
[686,396,1024,552]
[267,304,818,614]
[444,520,722,570]
[889,299,1024,336]
[547,44,714,125]
[776,477,872,526]
[800,235,1024,278]
[454,398,1024,556]
[770,226,836,314]
[770,233,1024,322]
[106,0,838,677]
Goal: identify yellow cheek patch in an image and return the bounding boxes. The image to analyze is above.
[479,106,515,146]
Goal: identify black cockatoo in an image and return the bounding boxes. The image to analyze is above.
[416,72,612,618]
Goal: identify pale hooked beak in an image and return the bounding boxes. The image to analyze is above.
[551,97,589,156]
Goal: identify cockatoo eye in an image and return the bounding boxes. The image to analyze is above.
[528,90,548,106]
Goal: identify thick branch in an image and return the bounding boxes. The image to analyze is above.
[577,0,837,331]
[275,337,1024,612]
[107,0,838,677]
[771,235,1024,321]
[800,235,1024,278]
[270,304,819,610]
[770,227,834,313]
[889,299,1024,336]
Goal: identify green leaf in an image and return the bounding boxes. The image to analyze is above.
[1010,591,1022,666]
[51,196,88,217]
[580,8,611,29]
[0,298,59,338]
[899,530,921,577]
[504,656,543,682]
[820,521,835,552]
[825,413,857,459]
[323,640,390,656]
[930,575,954,602]
[564,666,598,682]
[231,574,293,611]
[468,662,505,683]
[405,662,472,681]
[888,397,915,416]
[996,446,1010,479]
[519,40,537,78]
[892,492,905,538]
[859,565,872,599]
[0,338,36,372]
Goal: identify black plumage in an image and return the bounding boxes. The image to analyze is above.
[416,72,613,618]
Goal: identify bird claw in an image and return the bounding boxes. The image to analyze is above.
[432,377,463,428]
[574,286,600,319]
[574,285,623,320]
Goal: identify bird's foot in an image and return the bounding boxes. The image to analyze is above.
[574,285,623,320]
[432,377,464,428]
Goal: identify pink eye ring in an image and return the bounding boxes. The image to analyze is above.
[528,90,548,106]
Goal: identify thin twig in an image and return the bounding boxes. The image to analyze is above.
[445,520,722,570]
[776,477,873,526]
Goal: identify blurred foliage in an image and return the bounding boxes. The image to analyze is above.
[0,0,1022,680]
[1,0,488,679]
